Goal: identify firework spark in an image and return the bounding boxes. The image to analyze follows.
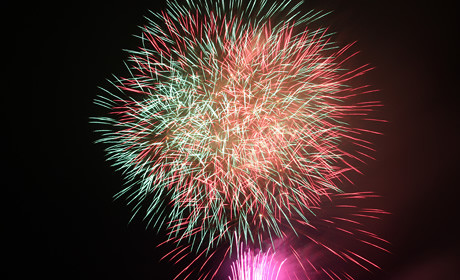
[93,0,382,256]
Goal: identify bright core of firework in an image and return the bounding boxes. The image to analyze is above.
[229,246,286,280]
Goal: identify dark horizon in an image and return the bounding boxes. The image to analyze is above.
[6,0,459,279]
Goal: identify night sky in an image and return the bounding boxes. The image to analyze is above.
[6,0,459,279]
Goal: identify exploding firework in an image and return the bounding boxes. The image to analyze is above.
[229,245,285,280]
[93,0,382,256]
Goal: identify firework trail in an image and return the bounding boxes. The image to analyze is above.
[93,0,385,278]
[275,192,389,280]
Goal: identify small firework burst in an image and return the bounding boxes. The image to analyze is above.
[229,246,285,280]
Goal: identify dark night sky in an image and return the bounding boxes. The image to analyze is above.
[6,0,459,279]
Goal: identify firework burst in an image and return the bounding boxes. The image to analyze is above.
[93,0,381,255]
[229,245,286,280]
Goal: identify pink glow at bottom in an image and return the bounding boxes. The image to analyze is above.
[229,246,286,280]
